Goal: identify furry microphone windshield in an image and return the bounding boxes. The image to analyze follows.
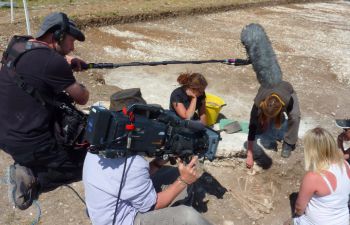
[241,23,282,88]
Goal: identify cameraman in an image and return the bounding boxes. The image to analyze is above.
[0,12,89,210]
[83,153,213,225]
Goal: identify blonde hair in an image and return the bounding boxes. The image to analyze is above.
[177,72,208,92]
[303,127,343,172]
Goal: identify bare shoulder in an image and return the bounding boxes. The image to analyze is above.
[301,171,321,190]
[302,171,333,195]
[303,171,320,181]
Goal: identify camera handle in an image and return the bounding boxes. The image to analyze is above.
[126,130,133,150]
[167,151,194,165]
[181,151,196,164]
[127,103,164,115]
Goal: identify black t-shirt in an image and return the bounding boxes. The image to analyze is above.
[0,47,75,148]
[169,87,205,119]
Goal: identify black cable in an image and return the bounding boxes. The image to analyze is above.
[112,155,128,225]
[63,184,86,205]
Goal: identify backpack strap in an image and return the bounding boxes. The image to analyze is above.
[2,36,59,107]
[8,69,48,106]
[1,35,34,67]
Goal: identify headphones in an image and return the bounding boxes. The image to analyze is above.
[53,13,69,44]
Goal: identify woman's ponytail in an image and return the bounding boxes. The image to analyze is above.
[177,72,191,85]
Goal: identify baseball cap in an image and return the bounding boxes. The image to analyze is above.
[35,12,85,42]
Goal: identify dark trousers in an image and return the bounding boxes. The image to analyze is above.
[151,166,193,205]
[3,138,86,191]
[134,167,212,225]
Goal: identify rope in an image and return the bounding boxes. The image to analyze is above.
[26,185,84,225]
[30,200,41,225]
[0,172,41,225]
[1,166,10,185]
[0,175,8,185]
[1,173,86,224]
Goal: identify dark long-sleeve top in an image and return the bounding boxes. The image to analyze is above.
[248,81,295,141]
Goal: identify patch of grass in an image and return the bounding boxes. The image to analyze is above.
[7,0,330,30]
[18,0,289,10]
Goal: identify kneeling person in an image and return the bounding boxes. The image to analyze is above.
[0,12,89,210]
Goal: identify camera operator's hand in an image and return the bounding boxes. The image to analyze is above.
[154,156,199,209]
[177,156,199,185]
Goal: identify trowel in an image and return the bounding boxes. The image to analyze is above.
[217,120,242,134]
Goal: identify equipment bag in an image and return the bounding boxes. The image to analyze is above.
[53,93,87,148]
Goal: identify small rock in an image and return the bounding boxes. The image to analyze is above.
[223,220,234,225]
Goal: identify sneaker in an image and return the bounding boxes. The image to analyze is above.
[8,164,37,210]
[281,142,295,158]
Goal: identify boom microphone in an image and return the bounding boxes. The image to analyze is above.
[241,23,282,88]
[79,58,251,70]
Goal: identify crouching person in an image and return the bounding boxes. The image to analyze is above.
[0,12,89,210]
[83,153,212,225]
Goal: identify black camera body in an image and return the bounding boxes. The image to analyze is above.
[85,104,220,161]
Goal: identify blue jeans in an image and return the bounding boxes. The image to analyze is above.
[254,119,288,151]
[245,120,288,169]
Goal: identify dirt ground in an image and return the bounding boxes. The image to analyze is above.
[0,0,350,225]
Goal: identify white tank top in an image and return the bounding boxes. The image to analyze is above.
[343,140,350,150]
[294,161,350,225]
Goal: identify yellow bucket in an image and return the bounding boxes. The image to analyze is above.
[205,93,226,126]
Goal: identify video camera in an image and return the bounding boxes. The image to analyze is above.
[84,104,220,161]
